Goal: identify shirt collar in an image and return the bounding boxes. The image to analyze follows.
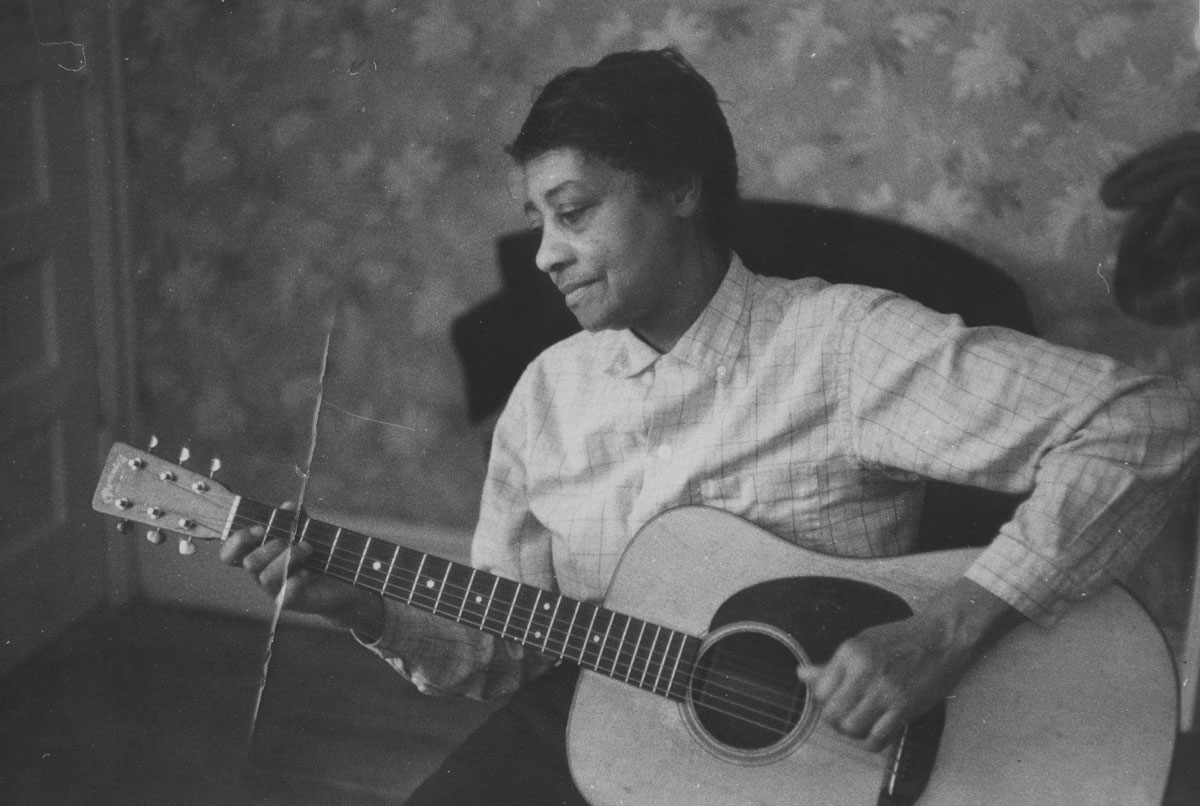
[604,253,753,380]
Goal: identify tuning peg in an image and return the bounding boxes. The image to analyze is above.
[179,446,191,465]
[146,529,165,545]
[116,520,133,535]
[209,457,221,477]
[148,434,159,451]
[178,537,197,556]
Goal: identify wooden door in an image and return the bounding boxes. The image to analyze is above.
[0,1,118,673]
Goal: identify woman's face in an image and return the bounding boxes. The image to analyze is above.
[521,147,698,351]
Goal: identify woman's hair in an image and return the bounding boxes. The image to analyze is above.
[507,48,739,249]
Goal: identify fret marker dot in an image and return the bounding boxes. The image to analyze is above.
[542,602,551,610]
[474,595,483,604]
[425,580,436,589]
[372,561,382,571]
[592,635,600,643]
[534,631,543,639]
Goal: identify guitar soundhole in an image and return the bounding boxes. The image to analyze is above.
[690,627,807,753]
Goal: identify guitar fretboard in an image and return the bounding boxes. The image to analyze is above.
[237,499,701,702]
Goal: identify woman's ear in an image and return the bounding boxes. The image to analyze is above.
[669,174,703,219]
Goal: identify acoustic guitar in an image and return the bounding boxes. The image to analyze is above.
[93,442,1177,806]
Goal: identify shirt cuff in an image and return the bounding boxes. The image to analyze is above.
[351,597,443,662]
[964,532,1087,627]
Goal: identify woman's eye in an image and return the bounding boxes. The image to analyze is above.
[558,206,589,227]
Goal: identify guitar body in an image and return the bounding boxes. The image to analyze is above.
[567,507,1177,806]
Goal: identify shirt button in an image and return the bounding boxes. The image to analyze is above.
[716,365,727,378]
[700,479,719,498]
[655,445,672,460]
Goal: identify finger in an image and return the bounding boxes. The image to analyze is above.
[797,662,843,706]
[835,694,889,741]
[279,568,316,609]
[863,711,906,753]
[817,663,875,729]
[254,542,312,595]
[218,526,265,565]
[284,541,313,574]
[241,539,290,577]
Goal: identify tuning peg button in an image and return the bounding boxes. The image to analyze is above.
[116,520,133,535]
[146,529,165,545]
[178,538,197,556]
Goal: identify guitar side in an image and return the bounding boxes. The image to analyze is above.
[567,506,1177,806]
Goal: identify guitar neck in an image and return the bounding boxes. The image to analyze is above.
[235,498,700,701]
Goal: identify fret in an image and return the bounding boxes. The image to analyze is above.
[604,614,626,679]
[432,562,453,615]
[407,554,427,605]
[457,569,477,623]
[522,590,543,643]
[325,526,342,573]
[415,556,447,611]
[463,569,495,629]
[298,514,312,545]
[542,596,562,653]
[264,507,278,547]
[653,631,674,696]
[598,611,617,673]
[626,620,646,683]
[580,605,600,665]
[640,626,662,690]
[353,536,381,593]
[507,585,536,644]
[563,600,582,659]
[351,536,369,586]
[481,576,501,632]
[666,635,684,698]
[582,608,609,669]
[383,544,400,598]
[527,593,555,648]
[500,579,521,640]
[669,636,698,701]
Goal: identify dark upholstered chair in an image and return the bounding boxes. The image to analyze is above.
[452,201,1037,552]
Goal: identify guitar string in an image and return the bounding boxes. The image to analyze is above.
[228,510,809,734]
[250,512,804,708]
[138,479,805,737]
[296,541,803,732]
[154,482,807,737]
[228,505,807,701]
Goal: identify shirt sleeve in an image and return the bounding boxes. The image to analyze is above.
[840,290,1200,625]
[356,366,558,700]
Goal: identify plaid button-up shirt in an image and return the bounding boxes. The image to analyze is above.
[366,256,1199,699]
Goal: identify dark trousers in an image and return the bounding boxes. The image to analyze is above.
[406,664,590,806]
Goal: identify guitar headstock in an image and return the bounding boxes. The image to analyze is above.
[93,442,238,551]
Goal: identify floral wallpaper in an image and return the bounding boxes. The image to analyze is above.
[121,1,1200,622]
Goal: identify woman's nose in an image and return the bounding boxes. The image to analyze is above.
[535,227,572,274]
